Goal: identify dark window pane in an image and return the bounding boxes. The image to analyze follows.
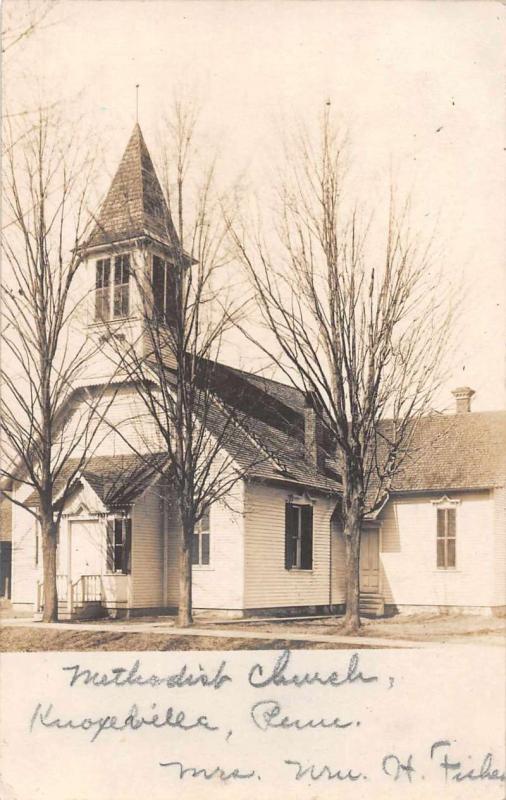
[114,544,123,571]
[165,266,176,323]
[447,538,456,568]
[447,508,456,538]
[123,518,132,574]
[285,503,297,570]
[114,519,123,545]
[113,256,130,316]
[201,533,210,565]
[114,255,130,285]
[106,521,115,572]
[96,259,110,289]
[437,509,445,539]
[95,260,111,321]
[300,505,313,569]
[114,285,129,317]
[152,256,165,318]
[95,288,110,321]
[437,538,445,568]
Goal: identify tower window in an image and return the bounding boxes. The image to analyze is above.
[95,259,111,321]
[113,255,130,318]
[152,255,175,324]
[94,255,130,321]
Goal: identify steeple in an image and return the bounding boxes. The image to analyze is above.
[87,123,178,250]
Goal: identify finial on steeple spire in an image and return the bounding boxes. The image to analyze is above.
[135,84,140,124]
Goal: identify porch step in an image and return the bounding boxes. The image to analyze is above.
[359,592,385,618]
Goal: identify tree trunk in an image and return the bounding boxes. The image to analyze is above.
[343,494,362,634]
[41,515,58,623]
[178,519,193,627]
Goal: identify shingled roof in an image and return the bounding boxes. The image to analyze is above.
[25,453,170,512]
[153,360,342,494]
[388,410,506,493]
[86,123,178,249]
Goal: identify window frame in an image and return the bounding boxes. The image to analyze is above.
[106,517,132,575]
[191,511,211,569]
[436,506,457,570]
[285,502,313,571]
[94,254,131,322]
[95,258,111,321]
[152,254,175,325]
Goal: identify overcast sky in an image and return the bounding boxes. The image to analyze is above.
[3,0,505,410]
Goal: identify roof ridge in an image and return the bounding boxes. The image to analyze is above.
[224,363,304,394]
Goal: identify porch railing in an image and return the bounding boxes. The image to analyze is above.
[36,574,103,614]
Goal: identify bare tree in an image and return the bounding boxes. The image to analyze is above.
[232,108,455,632]
[0,110,115,622]
[1,0,59,54]
[103,99,266,627]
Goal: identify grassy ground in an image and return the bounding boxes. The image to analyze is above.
[0,627,372,651]
[1,603,504,650]
[206,612,506,644]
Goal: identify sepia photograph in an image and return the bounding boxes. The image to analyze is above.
[0,1,504,798]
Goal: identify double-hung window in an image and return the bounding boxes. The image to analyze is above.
[191,511,210,567]
[285,503,313,570]
[95,258,111,321]
[436,507,456,569]
[95,255,130,321]
[106,518,132,574]
[113,255,130,318]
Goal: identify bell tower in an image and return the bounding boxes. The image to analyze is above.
[80,123,181,371]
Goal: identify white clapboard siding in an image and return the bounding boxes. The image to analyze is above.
[330,518,347,604]
[243,481,335,609]
[11,494,40,607]
[379,491,495,607]
[131,483,164,607]
[165,486,180,606]
[59,385,163,459]
[493,486,506,607]
[164,482,245,610]
[192,481,244,610]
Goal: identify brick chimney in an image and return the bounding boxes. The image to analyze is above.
[304,392,325,467]
[452,386,475,413]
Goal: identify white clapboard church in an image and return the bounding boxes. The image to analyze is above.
[8,125,506,619]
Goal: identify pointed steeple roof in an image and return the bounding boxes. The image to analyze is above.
[87,124,178,249]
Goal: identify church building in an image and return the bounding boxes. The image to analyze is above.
[8,125,506,620]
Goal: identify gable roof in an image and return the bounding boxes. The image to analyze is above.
[25,453,170,512]
[165,361,341,494]
[86,124,178,250]
[388,410,506,493]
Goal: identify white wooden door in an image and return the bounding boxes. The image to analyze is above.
[359,530,379,591]
[69,520,103,579]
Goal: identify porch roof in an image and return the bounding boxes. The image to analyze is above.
[25,453,169,512]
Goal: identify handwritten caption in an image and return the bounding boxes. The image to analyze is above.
[27,650,505,788]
